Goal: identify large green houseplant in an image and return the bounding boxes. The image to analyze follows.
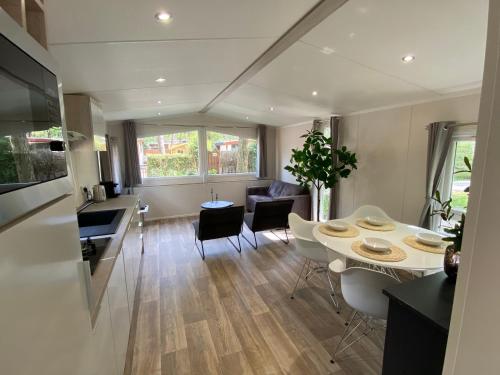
[285,130,357,221]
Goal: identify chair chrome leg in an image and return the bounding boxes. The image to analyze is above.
[304,259,312,280]
[270,228,290,244]
[241,231,258,249]
[290,259,309,299]
[326,270,341,313]
[194,238,206,260]
[331,311,380,364]
[226,236,242,254]
[331,311,359,363]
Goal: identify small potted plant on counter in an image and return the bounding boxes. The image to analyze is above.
[432,156,472,279]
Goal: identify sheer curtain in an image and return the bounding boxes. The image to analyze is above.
[419,121,456,229]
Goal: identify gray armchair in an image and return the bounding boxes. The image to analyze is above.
[192,206,244,260]
[246,180,311,220]
[242,200,294,249]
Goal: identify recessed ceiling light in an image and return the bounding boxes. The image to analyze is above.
[269,107,275,111]
[157,112,161,116]
[155,12,172,22]
[312,91,318,96]
[402,55,415,63]
[155,77,166,83]
[321,47,335,55]
[157,100,162,104]
[245,116,249,120]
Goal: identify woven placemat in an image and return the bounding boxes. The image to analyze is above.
[318,224,360,238]
[351,240,407,262]
[356,219,396,231]
[403,236,446,254]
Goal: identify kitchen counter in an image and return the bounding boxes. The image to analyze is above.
[383,272,455,332]
[382,272,455,375]
[82,195,140,325]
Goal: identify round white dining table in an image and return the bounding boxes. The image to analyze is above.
[312,218,445,273]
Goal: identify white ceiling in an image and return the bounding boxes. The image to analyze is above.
[46,0,488,126]
[45,0,317,123]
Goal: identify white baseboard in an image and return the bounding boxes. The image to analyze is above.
[144,213,199,222]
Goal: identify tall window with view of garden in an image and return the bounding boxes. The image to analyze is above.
[449,140,475,213]
[207,131,257,175]
[137,130,199,178]
[136,128,257,179]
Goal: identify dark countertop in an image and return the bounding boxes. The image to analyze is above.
[383,272,455,333]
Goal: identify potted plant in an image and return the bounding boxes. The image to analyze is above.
[285,130,357,221]
[431,156,472,279]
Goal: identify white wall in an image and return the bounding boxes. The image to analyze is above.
[277,93,480,224]
[277,121,312,185]
[69,140,100,207]
[135,179,272,220]
[444,0,500,372]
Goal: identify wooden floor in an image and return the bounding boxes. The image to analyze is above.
[124,217,384,375]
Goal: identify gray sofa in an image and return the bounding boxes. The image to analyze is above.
[246,180,311,220]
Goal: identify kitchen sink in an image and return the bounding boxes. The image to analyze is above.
[78,209,126,238]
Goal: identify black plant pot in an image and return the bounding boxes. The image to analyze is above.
[444,244,460,280]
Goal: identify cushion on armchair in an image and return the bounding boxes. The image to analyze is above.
[281,182,306,196]
[246,195,273,212]
[246,180,311,220]
[268,181,285,197]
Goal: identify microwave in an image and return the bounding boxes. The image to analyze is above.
[0,19,72,227]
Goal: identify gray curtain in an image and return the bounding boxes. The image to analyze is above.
[98,134,114,182]
[418,121,456,229]
[257,124,267,178]
[329,116,341,220]
[122,120,142,190]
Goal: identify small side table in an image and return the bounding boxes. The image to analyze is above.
[139,204,149,254]
[201,200,234,209]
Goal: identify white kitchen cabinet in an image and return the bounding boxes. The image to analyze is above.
[89,290,118,375]
[0,196,97,375]
[122,203,142,316]
[107,250,130,375]
[64,94,107,151]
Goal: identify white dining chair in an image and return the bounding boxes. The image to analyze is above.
[348,204,393,221]
[328,259,400,363]
[288,213,344,312]
[345,204,401,280]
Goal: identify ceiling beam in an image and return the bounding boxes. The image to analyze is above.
[199,0,349,113]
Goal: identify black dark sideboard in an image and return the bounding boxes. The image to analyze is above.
[382,272,456,375]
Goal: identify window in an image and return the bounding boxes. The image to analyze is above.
[137,130,199,178]
[206,131,257,175]
[439,127,476,231]
[447,139,475,214]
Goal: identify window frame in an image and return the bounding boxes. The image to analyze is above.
[137,126,258,187]
[137,127,202,185]
[438,126,476,227]
[205,129,257,178]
